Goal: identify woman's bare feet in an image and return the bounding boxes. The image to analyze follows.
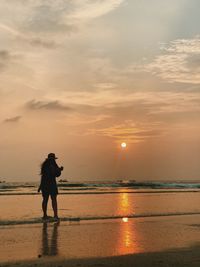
[53,216,60,221]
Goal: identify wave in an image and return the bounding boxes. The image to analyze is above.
[1,181,200,194]
[1,189,200,196]
[1,211,200,226]
[51,181,200,189]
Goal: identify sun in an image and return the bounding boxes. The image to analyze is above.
[121,142,127,148]
[122,217,129,222]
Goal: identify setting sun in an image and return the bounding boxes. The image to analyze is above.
[121,142,127,148]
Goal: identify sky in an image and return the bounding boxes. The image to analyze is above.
[0,0,200,181]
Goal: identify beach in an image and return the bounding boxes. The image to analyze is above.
[1,182,200,266]
[1,0,200,265]
[1,215,200,266]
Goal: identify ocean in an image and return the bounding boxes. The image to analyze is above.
[1,180,200,225]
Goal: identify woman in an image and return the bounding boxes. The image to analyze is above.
[38,153,63,220]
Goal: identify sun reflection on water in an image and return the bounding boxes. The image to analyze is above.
[115,193,140,254]
[122,217,129,223]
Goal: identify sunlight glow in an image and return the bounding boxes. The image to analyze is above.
[122,217,129,223]
[121,142,127,148]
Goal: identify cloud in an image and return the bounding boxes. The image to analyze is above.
[29,37,57,49]
[26,99,72,111]
[4,116,21,123]
[0,23,58,49]
[1,0,124,34]
[67,0,125,21]
[0,49,19,71]
[0,50,12,70]
[0,1,125,51]
[94,83,117,90]
[48,89,200,117]
[18,89,200,143]
[24,2,75,33]
[50,89,200,140]
[0,50,10,60]
[88,122,164,143]
[145,36,200,84]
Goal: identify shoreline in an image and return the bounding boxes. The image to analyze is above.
[1,211,200,226]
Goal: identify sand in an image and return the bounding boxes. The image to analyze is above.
[1,248,200,267]
[1,215,200,267]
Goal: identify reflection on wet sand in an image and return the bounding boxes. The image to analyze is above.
[41,222,59,256]
[116,193,141,254]
[38,193,140,258]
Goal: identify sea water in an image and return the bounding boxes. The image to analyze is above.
[2,181,200,262]
[1,181,200,225]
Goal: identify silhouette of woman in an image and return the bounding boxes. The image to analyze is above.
[38,153,63,220]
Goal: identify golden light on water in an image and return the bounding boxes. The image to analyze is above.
[121,142,127,148]
[122,217,129,223]
[115,193,140,254]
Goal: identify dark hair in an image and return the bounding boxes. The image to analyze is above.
[41,159,50,176]
[40,158,57,175]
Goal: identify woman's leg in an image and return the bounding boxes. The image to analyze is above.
[42,195,49,218]
[51,195,58,218]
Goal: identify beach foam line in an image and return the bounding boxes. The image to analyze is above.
[1,190,200,196]
[1,211,200,226]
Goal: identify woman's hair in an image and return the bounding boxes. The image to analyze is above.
[40,158,56,175]
[40,159,50,175]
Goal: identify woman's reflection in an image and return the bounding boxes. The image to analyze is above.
[41,222,59,256]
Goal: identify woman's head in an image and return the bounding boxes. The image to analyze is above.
[47,153,58,160]
[40,153,58,175]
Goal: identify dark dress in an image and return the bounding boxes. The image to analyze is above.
[40,159,61,197]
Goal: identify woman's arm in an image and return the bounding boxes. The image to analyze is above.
[38,177,42,192]
[55,166,64,177]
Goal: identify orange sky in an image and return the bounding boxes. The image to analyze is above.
[0,0,200,181]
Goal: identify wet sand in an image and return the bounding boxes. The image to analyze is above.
[1,215,200,266]
[2,192,200,222]
[1,247,200,267]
